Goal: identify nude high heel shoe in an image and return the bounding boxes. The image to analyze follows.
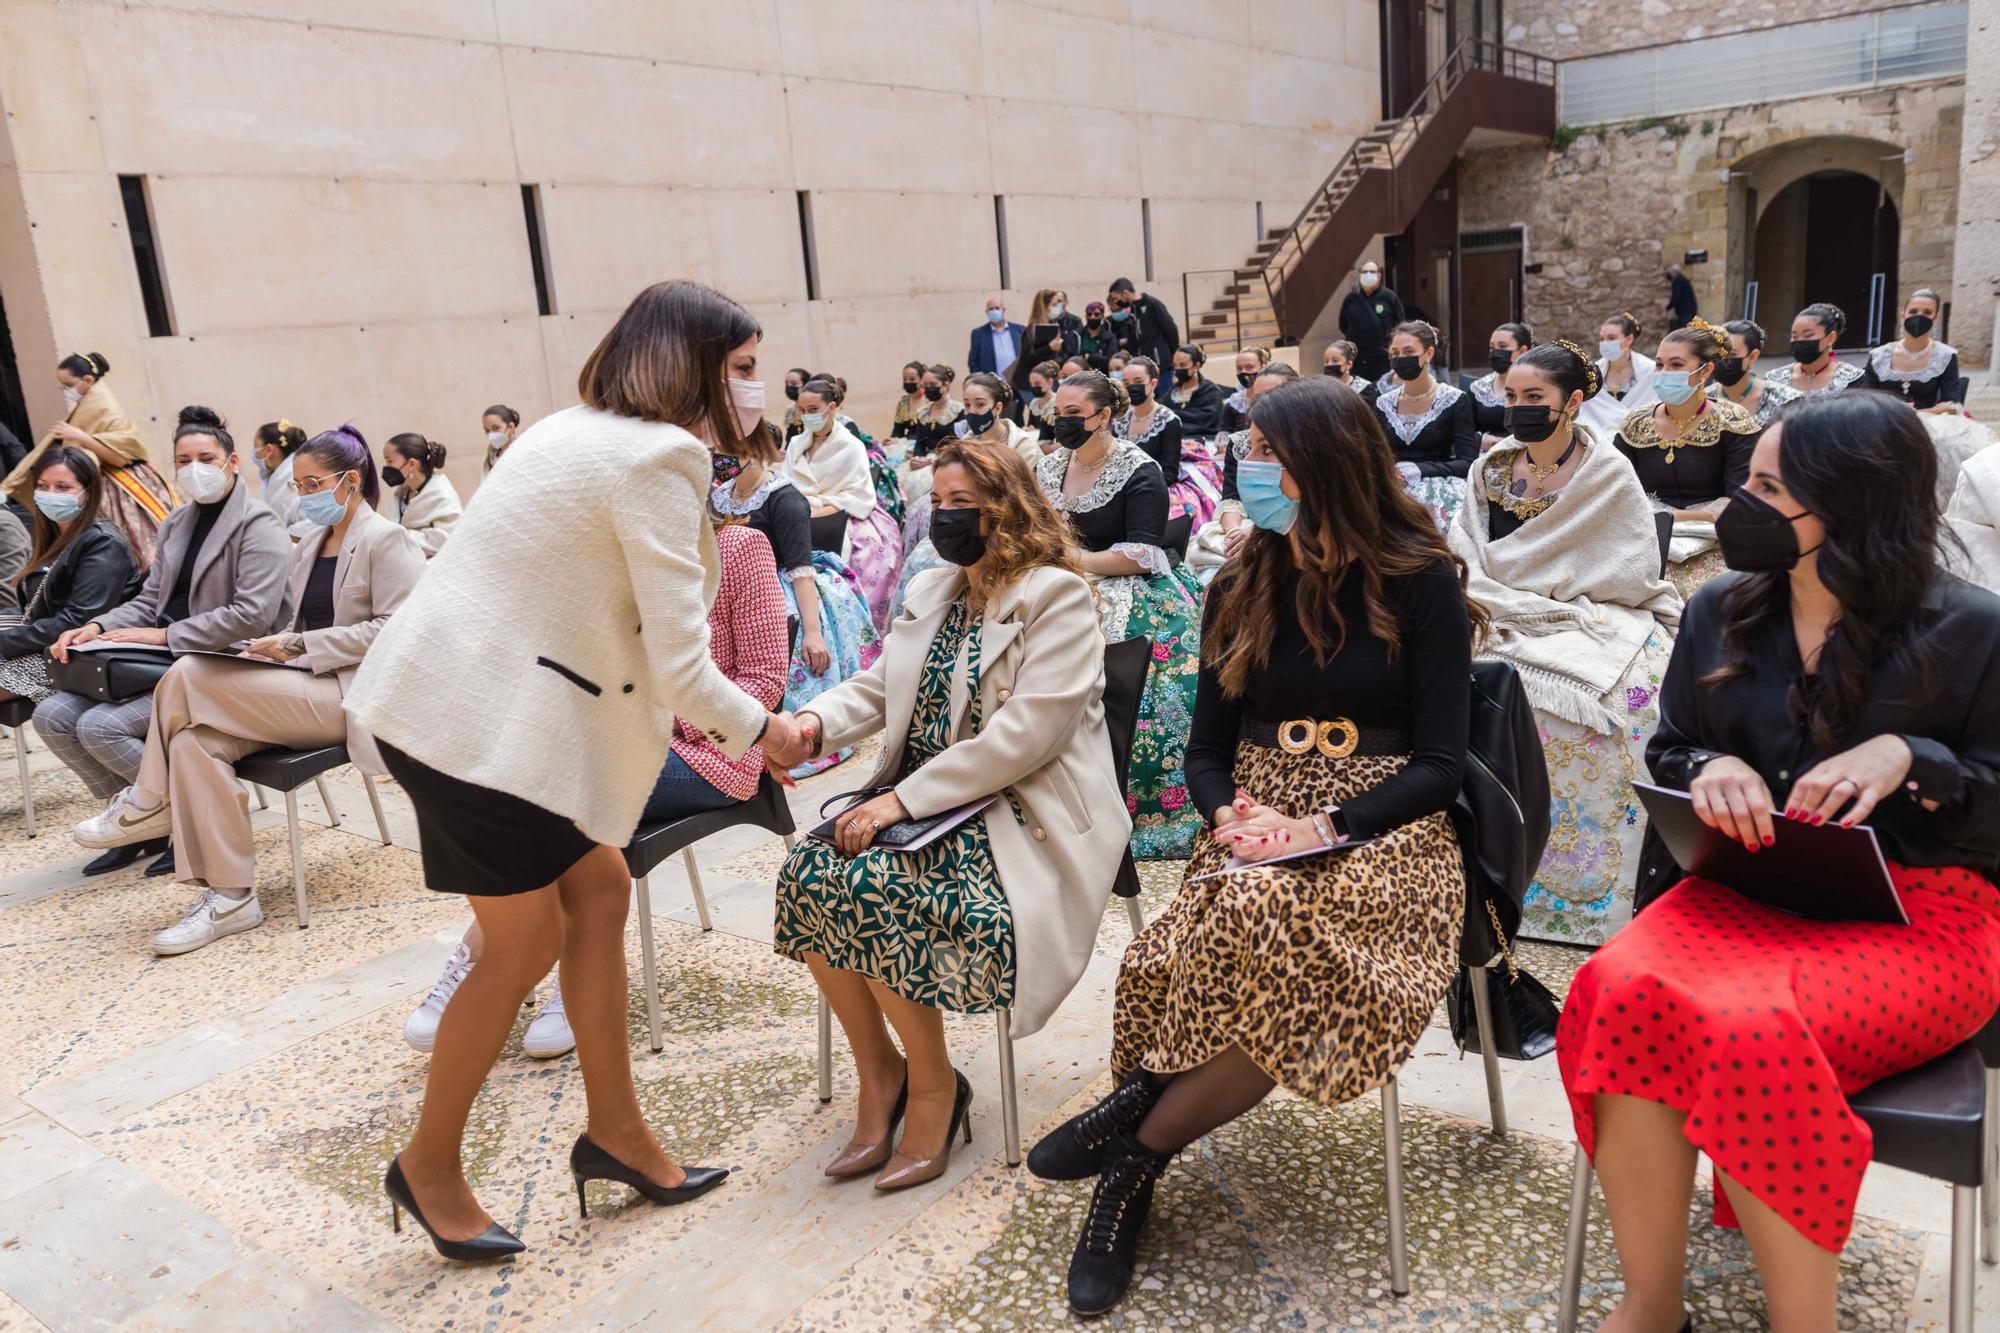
[825,1075,909,1179]
[873,1070,972,1192]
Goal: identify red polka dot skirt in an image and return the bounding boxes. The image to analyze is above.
[1557,863,2000,1252]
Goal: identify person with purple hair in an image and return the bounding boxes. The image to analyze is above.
[72,423,429,956]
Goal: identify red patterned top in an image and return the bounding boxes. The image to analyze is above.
[670,524,790,799]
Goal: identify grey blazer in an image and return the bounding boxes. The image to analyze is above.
[93,477,291,651]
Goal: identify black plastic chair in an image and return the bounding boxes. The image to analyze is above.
[808,510,850,555]
[1162,512,1194,564]
[1558,1008,2000,1331]
[232,744,392,928]
[1,696,37,836]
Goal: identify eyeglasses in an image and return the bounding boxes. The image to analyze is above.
[288,472,351,496]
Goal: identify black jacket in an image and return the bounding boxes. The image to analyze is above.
[1167,377,1232,436]
[1115,293,1180,369]
[1339,286,1405,375]
[0,521,142,658]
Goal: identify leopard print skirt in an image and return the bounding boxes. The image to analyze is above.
[1113,744,1463,1107]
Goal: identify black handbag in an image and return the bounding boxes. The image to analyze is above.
[1448,898,1561,1061]
[47,646,173,702]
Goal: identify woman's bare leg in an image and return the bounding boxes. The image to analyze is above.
[1592,1093,1700,1333]
[1716,1168,1840,1332]
[804,952,907,1147]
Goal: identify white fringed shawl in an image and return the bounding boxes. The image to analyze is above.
[1450,426,1683,734]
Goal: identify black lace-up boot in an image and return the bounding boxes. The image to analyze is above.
[1065,1128,1171,1317]
[1027,1068,1164,1181]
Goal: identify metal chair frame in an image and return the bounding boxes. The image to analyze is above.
[232,746,391,927]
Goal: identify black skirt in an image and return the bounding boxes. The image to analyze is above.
[379,741,597,897]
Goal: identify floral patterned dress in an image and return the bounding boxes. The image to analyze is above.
[773,600,1015,1012]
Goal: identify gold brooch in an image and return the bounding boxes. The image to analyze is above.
[1278,717,1359,759]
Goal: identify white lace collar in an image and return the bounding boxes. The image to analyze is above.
[1035,441,1159,515]
[1375,381,1462,444]
[1708,377,1800,427]
[1466,372,1504,406]
[1227,428,1251,460]
[1765,360,1863,395]
[1114,403,1180,445]
[1868,340,1955,382]
[708,469,794,518]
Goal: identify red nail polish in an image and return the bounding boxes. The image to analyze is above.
[1840,818,1853,829]
[1813,815,1825,826]
[1762,835,1774,847]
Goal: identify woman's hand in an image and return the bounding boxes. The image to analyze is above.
[1222,525,1252,559]
[99,626,168,647]
[49,421,91,445]
[1210,789,1333,863]
[241,634,303,662]
[801,629,831,676]
[50,623,102,663]
[1689,754,1776,851]
[908,455,933,470]
[835,791,908,855]
[1786,734,1915,829]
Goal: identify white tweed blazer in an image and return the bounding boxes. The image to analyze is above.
[345,405,769,847]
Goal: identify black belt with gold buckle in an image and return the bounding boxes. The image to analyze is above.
[1243,716,1410,759]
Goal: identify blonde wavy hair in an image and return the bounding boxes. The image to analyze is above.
[929,439,1079,605]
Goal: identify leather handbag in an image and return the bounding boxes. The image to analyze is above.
[1447,898,1561,1061]
[47,646,173,703]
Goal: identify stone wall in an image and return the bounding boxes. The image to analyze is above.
[1457,79,1963,350]
[1503,0,1878,62]
[1954,1,2000,366]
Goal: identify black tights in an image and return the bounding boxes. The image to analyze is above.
[1133,1045,1276,1155]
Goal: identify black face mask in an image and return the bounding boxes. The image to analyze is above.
[1714,356,1748,387]
[923,385,944,402]
[1390,356,1425,382]
[711,453,744,486]
[381,465,406,489]
[1502,405,1561,443]
[1085,317,1103,330]
[903,380,920,395]
[1788,338,1825,367]
[1236,372,1255,388]
[1324,364,1346,379]
[1173,368,1195,384]
[929,506,988,567]
[1052,414,1095,450]
[1488,349,1514,376]
[1128,383,1150,405]
[1905,314,1935,338]
[963,409,995,435]
[784,384,801,402]
[1717,486,1818,573]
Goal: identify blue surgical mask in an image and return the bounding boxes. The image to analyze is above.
[987,309,1006,326]
[33,490,81,524]
[1652,370,1700,406]
[800,411,829,434]
[298,478,351,527]
[1235,460,1297,534]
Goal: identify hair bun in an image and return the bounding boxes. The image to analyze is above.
[177,404,226,430]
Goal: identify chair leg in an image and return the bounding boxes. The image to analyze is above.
[995,1008,1022,1167]
[1557,1144,1594,1333]
[313,774,340,828]
[252,781,268,811]
[635,875,663,1054]
[1123,896,1144,934]
[1381,1081,1410,1296]
[816,990,833,1103]
[1468,963,1508,1137]
[16,724,27,754]
[14,725,34,839]
[1983,1064,1998,1266]
[1950,1183,1976,1333]
[361,773,391,846]
[284,787,308,928]
[680,847,713,932]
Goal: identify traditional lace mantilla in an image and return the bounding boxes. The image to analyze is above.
[1114,403,1180,446]
[1035,441,1160,515]
[1616,397,1758,464]
[1376,381,1463,445]
[1765,360,1863,396]
[1868,339,1955,383]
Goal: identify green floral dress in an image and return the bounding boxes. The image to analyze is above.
[774,600,1016,1012]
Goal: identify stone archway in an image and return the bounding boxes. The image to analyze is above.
[1750,172,1900,347]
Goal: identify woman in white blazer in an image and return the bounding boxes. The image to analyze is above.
[773,437,1130,1192]
[383,433,462,557]
[75,426,427,957]
[345,281,806,1262]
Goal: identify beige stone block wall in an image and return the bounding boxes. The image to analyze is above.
[1503,0,1881,62]
[1954,2,2000,366]
[0,0,1378,480]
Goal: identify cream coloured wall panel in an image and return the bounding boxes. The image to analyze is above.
[809,191,997,301]
[1149,197,1261,300]
[504,49,794,190]
[147,177,533,334]
[1248,0,1347,61]
[805,288,991,429]
[1033,0,1134,21]
[786,80,992,195]
[0,2,99,173]
[1345,0,1380,69]
[1253,47,1373,133]
[985,100,1143,198]
[114,0,498,42]
[1137,114,1262,200]
[18,173,157,424]
[983,2,1136,110]
[1253,126,1347,217]
[540,186,801,312]
[1002,194,1145,297]
[1139,0,1251,45]
[493,0,783,71]
[776,0,983,95]
[1131,27,1253,123]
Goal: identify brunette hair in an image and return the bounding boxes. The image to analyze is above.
[1797,302,1846,337]
[797,378,840,407]
[1238,346,1273,366]
[482,404,521,428]
[1603,311,1642,339]
[1029,359,1062,386]
[1325,340,1359,365]
[58,352,109,380]
[924,364,956,385]
[1175,344,1206,366]
[1256,362,1300,387]
[1493,322,1535,348]
[1722,319,1766,353]
[930,439,1079,604]
[1061,367,1129,419]
[1515,341,1600,401]
[19,445,104,584]
[386,431,447,478]
[1701,392,1953,750]
[300,424,381,508]
[257,420,307,456]
[1393,320,1441,352]
[1660,316,1731,368]
[1206,377,1484,694]
[901,360,926,381]
[962,371,1013,409]
[173,405,234,455]
[1122,356,1160,381]
[578,280,762,448]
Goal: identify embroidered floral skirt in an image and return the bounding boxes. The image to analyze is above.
[844,505,906,635]
[1090,566,1204,861]
[781,550,882,779]
[1517,628,1674,945]
[1168,445,1223,530]
[1114,746,1462,1104]
[1402,473,1466,535]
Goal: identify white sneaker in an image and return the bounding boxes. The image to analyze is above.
[150,890,263,956]
[522,986,575,1059]
[75,787,172,849]
[403,942,475,1053]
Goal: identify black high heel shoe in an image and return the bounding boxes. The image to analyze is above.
[383,1158,525,1262]
[570,1134,730,1218]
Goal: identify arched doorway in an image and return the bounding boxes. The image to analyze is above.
[1749,171,1901,348]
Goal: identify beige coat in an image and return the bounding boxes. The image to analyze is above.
[806,564,1130,1037]
[94,477,292,651]
[6,381,150,503]
[393,472,463,556]
[283,506,427,774]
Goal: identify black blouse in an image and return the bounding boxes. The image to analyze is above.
[713,474,813,577]
[1220,429,1248,503]
[1648,571,2000,875]
[1375,384,1480,478]
[1037,444,1167,552]
[1459,372,1507,437]
[1185,559,1472,837]
[1117,406,1183,478]
[1612,401,1759,510]
[908,405,963,458]
[1167,378,1230,436]
[299,555,338,632]
[1861,341,1964,410]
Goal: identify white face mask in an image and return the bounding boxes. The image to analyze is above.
[1598,338,1624,364]
[1359,272,1380,291]
[485,430,508,446]
[61,385,82,407]
[1049,302,1066,319]
[176,460,231,504]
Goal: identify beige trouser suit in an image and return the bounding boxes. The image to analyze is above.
[132,507,428,891]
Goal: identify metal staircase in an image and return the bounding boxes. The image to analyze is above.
[1184,39,1557,353]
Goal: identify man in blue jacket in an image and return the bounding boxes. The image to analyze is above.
[967,297,1025,376]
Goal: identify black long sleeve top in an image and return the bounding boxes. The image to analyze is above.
[1861,341,1964,410]
[1647,571,2000,875]
[1612,400,1759,510]
[1038,444,1169,553]
[1167,378,1231,436]
[1459,371,1507,436]
[1117,406,1183,478]
[1375,384,1480,478]
[1185,558,1472,838]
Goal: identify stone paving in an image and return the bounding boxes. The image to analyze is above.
[0,726,1989,1331]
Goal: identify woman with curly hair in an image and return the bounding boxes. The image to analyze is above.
[773,437,1129,1193]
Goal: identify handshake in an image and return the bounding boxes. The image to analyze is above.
[761,710,822,777]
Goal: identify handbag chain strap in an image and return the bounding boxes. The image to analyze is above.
[1483,897,1521,984]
